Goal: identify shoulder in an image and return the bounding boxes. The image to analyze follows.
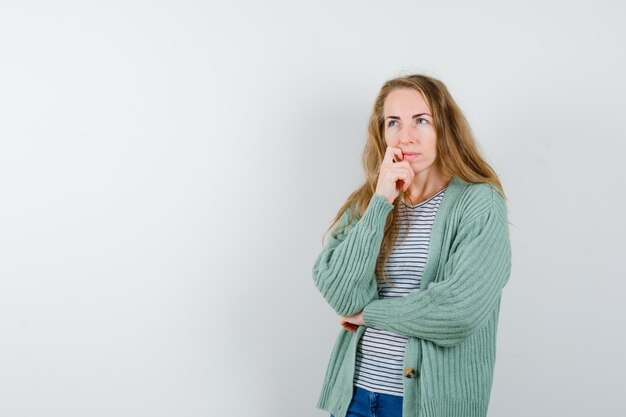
[453,179,507,223]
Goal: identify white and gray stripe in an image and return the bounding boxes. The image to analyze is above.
[353,187,447,396]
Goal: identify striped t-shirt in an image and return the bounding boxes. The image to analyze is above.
[353,187,447,396]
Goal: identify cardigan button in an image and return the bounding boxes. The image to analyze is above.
[403,367,416,378]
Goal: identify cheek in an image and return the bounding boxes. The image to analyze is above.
[427,140,438,154]
[424,129,437,152]
[384,131,397,145]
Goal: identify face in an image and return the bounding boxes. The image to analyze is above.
[382,88,438,175]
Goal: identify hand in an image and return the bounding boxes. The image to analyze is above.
[375,146,415,204]
[339,311,365,333]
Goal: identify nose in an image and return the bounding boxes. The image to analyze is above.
[399,124,417,144]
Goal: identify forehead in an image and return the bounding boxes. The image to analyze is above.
[383,88,430,115]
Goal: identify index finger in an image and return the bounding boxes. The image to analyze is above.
[384,146,404,164]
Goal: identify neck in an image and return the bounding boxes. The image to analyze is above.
[403,168,452,206]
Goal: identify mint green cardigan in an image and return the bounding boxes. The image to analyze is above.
[313,176,512,417]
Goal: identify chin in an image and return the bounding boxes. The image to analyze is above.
[411,162,435,174]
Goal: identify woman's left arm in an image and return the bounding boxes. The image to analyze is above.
[360,188,512,347]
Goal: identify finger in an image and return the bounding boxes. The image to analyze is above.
[387,167,411,190]
[384,146,403,165]
[406,162,415,189]
[339,317,357,330]
[341,322,357,332]
[402,168,413,191]
[393,163,414,191]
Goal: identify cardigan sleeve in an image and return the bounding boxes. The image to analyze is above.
[362,188,512,347]
[312,193,394,316]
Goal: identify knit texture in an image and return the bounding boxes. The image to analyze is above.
[312,176,512,417]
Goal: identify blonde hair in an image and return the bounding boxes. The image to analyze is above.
[322,74,506,283]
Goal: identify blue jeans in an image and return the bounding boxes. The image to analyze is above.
[331,386,403,417]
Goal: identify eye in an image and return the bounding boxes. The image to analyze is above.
[387,120,398,127]
[416,117,429,125]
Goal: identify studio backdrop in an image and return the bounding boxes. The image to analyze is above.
[0,1,624,416]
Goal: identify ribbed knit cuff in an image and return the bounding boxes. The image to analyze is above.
[360,193,394,229]
[362,299,392,328]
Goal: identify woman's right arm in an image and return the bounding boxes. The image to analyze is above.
[312,193,394,316]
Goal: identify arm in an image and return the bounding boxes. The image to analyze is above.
[312,193,394,316]
[362,188,512,347]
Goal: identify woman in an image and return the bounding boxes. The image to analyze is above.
[312,74,512,417]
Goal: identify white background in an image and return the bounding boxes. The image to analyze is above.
[1,1,625,416]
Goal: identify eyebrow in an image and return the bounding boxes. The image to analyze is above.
[385,113,432,120]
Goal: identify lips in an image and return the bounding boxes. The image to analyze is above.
[403,152,420,161]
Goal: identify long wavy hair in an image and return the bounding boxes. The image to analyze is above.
[322,74,506,284]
